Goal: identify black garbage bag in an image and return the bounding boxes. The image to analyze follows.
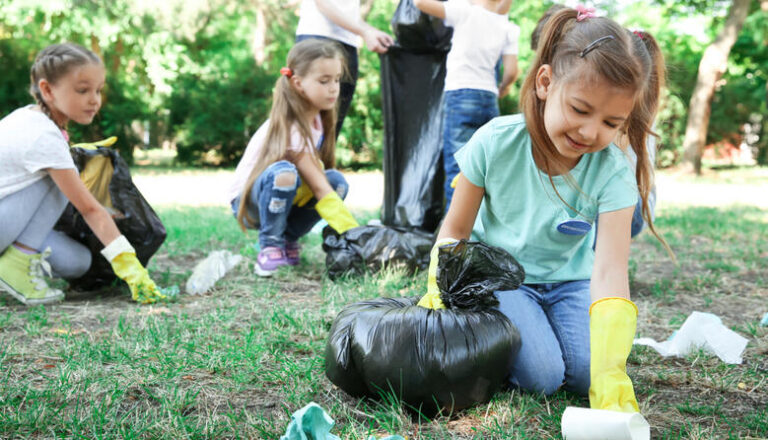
[325,242,524,417]
[380,46,447,233]
[325,297,520,417]
[322,225,433,280]
[390,0,452,52]
[54,146,166,290]
[437,240,525,311]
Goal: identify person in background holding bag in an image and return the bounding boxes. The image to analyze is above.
[419,7,673,414]
[0,43,165,305]
[295,0,394,138]
[413,0,520,212]
[229,39,359,277]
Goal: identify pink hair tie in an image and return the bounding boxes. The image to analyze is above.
[280,67,293,78]
[575,4,596,22]
[632,29,646,39]
[60,129,69,143]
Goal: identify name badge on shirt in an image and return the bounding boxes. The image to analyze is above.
[557,219,592,236]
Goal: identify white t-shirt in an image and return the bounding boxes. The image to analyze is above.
[295,0,362,48]
[443,0,520,94]
[0,106,75,200]
[228,115,324,204]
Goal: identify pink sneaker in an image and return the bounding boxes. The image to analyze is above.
[255,246,289,277]
[285,242,301,266]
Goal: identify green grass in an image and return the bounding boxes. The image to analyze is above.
[1,188,767,438]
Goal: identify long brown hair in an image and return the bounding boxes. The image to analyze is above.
[236,39,346,231]
[625,29,671,257]
[520,8,673,257]
[29,43,102,130]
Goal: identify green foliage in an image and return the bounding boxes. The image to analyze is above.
[1,0,767,168]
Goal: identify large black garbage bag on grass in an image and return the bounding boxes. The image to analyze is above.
[322,225,433,280]
[54,146,166,290]
[325,241,525,417]
[325,297,520,417]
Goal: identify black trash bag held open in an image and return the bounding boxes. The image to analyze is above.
[54,146,166,290]
[325,241,525,417]
[380,0,453,233]
[390,0,452,52]
[322,225,433,281]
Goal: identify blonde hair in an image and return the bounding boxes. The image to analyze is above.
[29,43,102,129]
[236,39,346,231]
[520,8,673,257]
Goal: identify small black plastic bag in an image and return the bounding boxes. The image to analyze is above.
[54,146,166,290]
[325,296,520,417]
[322,225,433,280]
[437,240,525,311]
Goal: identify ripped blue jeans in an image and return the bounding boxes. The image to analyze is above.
[230,160,349,249]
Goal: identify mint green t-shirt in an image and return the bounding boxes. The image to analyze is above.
[454,114,638,283]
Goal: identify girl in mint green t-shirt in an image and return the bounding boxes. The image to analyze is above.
[419,8,673,416]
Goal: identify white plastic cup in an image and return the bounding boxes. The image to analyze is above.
[561,407,650,440]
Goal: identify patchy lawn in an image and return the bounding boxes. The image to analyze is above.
[1,173,766,439]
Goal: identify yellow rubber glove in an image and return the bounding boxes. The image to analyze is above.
[315,191,359,234]
[417,237,458,309]
[450,172,461,189]
[71,136,118,150]
[102,236,165,304]
[293,180,314,207]
[589,296,640,413]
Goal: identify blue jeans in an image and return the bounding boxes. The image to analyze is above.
[231,160,349,249]
[442,89,499,211]
[494,280,591,396]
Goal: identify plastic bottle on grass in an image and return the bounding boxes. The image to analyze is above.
[186,250,243,295]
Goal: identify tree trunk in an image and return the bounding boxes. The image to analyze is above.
[252,6,267,64]
[680,0,751,174]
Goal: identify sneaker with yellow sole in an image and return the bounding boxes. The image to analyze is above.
[0,246,65,305]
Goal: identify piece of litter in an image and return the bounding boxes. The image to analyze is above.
[186,250,243,295]
[760,312,768,327]
[634,311,748,364]
[280,402,405,440]
[160,285,180,301]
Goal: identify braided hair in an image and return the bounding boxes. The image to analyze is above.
[29,43,102,129]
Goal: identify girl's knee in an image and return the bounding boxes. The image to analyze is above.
[54,248,92,279]
[261,161,298,191]
[510,357,566,396]
[324,170,349,199]
[511,370,565,396]
[564,352,591,396]
[274,171,298,190]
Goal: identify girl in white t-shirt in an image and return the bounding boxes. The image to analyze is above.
[414,0,520,211]
[229,39,359,277]
[0,43,165,305]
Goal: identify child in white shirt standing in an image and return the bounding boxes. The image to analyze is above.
[414,0,520,211]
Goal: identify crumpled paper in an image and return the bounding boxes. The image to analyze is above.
[634,311,748,364]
